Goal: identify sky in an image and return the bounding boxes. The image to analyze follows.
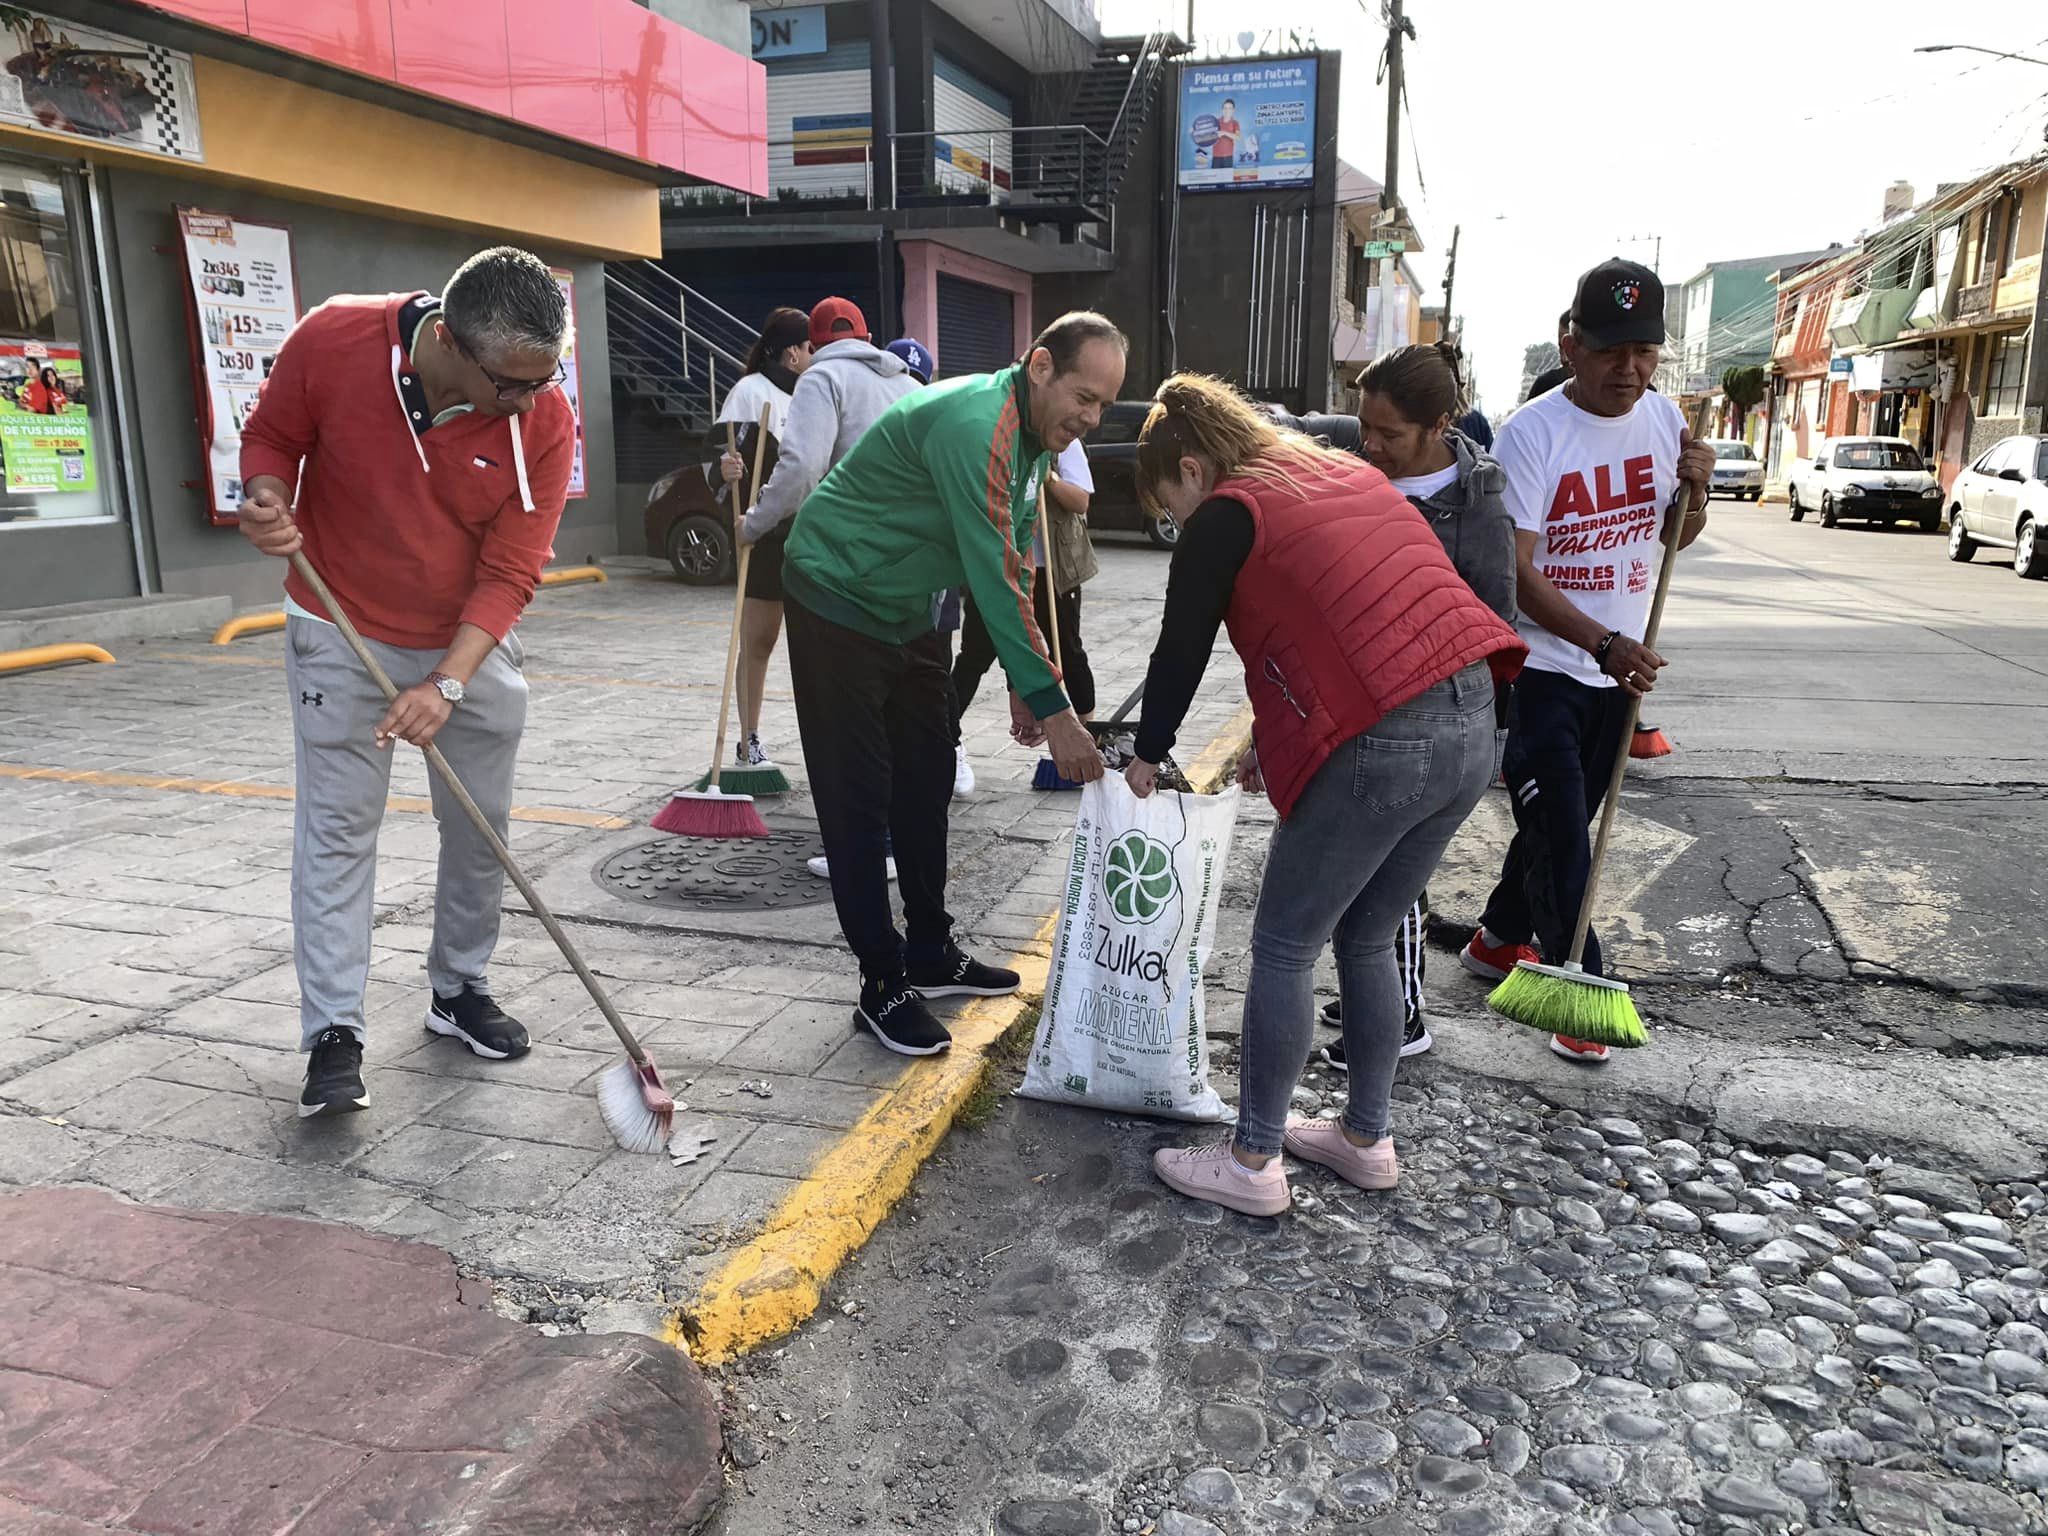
[1100,0,2048,413]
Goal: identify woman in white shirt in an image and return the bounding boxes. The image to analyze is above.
[715,307,812,770]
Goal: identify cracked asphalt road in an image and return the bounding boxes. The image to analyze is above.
[705,501,2048,1533]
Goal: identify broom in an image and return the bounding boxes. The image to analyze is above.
[652,409,773,838]
[288,551,673,1153]
[716,419,791,797]
[1630,723,1674,759]
[1030,486,1082,791]
[1486,481,1696,1050]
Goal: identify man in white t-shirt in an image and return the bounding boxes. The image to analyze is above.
[1468,258,1712,1065]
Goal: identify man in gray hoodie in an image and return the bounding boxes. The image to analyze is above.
[739,297,918,547]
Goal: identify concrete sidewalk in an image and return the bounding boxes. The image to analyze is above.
[0,543,1236,1349]
[0,1186,721,1534]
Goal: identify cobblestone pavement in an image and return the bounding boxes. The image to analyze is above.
[0,540,1233,1321]
[708,1062,2048,1536]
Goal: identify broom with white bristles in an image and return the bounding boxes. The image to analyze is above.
[289,550,674,1154]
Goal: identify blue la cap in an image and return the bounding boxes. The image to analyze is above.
[887,337,933,384]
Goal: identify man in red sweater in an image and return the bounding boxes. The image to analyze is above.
[235,246,575,1119]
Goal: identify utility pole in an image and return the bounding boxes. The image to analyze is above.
[1442,223,1461,343]
[1381,0,1410,212]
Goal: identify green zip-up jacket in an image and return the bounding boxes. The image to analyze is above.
[782,363,1068,718]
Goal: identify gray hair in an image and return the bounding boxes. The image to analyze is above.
[443,246,569,360]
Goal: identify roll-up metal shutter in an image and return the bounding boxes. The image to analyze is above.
[935,273,1014,379]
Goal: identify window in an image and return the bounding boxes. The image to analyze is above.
[1088,403,1147,446]
[0,160,119,528]
[1835,442,1925,471]
[1972,443,2008,475]
[1977,201,2005,284]
[1714,442,1756,461]
[2036,441,2048,483]
[1978,331,2028,417]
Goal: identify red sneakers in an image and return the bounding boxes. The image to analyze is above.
[1460,932,1542,981]
[1550,1034,1612,1065]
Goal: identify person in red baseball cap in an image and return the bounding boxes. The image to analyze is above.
[809,297,869,349]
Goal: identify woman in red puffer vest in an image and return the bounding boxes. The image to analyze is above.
[1124,375,1525,1218]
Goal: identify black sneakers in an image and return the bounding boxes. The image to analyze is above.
[427,985,531,1060]
[856,976,952,1056]
[906,942,1021,999]
[1317,1009,1435,1073]
[299,1027,368,1118]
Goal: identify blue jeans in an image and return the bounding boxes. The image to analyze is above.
[1236,664,1496,1155]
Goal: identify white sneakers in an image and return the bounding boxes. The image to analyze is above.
[952,745,975,800]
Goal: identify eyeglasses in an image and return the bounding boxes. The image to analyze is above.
[448,327,565,401]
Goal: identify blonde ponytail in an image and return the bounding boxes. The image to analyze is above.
[1136,374,1357,515]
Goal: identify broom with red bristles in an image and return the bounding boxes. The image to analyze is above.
[288,551,674,1153]
[653,409,773,840]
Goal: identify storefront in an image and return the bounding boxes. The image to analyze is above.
[0,2,763,616]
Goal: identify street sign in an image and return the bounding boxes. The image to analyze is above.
[1362,240,1407,258]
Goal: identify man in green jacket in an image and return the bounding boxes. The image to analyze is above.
[783,310,1125,1055]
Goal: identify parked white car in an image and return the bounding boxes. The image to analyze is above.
[1947,433,2048,578]
[1705,439,1764,500]
[1786,436,1942,531]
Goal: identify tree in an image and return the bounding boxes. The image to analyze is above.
[1723,365,1767,437]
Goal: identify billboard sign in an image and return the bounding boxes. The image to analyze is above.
[1177,58,1316,192]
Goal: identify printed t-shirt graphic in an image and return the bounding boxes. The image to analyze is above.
[1493,385,1685,688]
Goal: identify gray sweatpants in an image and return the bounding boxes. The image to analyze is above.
[283,614,528,1049]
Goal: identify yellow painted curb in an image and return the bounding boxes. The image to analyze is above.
[0,763,632,830]
[676,701,1259,1365]
[539,565,608,587]
[0,643,114,675]
[212,609,285,645]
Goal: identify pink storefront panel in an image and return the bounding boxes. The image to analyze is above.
[244,0,396,81]
[135,0,765,187]
[390,0,512,119]
[596,0,685,169]
[143,0,251,29]
[503,0,607,149]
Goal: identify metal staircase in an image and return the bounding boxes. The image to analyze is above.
[603,261,759,464]
[1003,32,1177,229]
[1069,31,1177,208]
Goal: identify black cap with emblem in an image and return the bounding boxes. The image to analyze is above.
[1570,257,1665,351]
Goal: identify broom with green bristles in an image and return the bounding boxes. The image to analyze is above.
[1487,479,1697,1049]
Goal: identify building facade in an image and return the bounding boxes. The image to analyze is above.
[0,0,764,616]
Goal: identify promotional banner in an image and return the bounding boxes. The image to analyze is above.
[0,341,93,495]
[551,268,586,499]
[0,9,202,161]
[178,208,300,524]
[1177,58,1316,192]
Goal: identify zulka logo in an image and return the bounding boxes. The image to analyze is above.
[1612,280,1641,311]
[1103,832,1177,924]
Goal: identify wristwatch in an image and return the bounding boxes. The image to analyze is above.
[427,671,465,705]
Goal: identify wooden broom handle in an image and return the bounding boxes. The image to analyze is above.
[286,550,650,1066]
[1037,485,1064,675]
[1565,478,1695,968]
[706,410,773,782]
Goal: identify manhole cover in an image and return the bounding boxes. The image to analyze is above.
[595,831,831,912]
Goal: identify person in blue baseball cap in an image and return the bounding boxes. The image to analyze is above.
[887,337,934,386]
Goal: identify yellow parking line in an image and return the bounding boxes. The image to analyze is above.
[676,702,1257,1365]
[0,763,632,829]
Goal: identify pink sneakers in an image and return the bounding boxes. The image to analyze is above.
[1282,1116,1400,1191]
[1151,1142,1291,1216]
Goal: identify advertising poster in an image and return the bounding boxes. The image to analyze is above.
[178,208,300,523]
[551,267,586,498]
[0,340,93,495]
[1177,58,1317,192]
[0,9,202,161]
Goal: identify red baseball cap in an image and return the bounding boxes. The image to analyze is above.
[809,297,869,347]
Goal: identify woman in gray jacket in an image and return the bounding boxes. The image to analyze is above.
[1306,340,1516,1069]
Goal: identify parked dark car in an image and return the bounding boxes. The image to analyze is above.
[643,428,780,586]
[1083,400,1177,549]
